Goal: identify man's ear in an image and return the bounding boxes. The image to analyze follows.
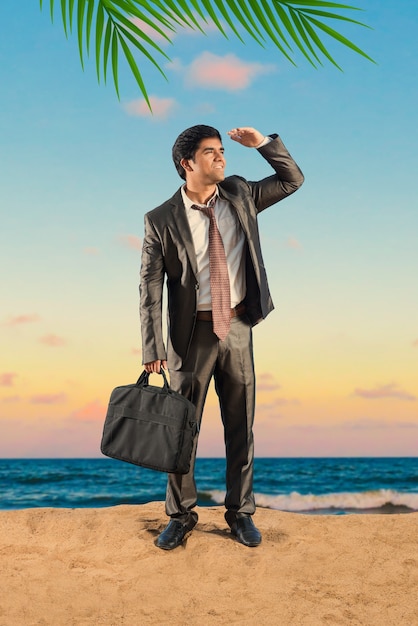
[180,157,193,173]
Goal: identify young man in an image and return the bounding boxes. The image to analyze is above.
[140,125,304,549]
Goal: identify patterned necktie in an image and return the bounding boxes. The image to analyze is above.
[192,198,231,340]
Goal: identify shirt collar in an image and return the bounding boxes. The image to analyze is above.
[181,185,219,211]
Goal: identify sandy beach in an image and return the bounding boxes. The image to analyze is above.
[0,503,417,625]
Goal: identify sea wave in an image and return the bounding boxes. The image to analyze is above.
[205,489,418,513]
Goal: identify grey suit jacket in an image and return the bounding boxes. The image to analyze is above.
[139,134,304,369]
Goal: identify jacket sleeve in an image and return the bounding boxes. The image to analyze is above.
[139,214,167,364]
[250,133,304,213]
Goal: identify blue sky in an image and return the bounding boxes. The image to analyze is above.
[0,1,417,457]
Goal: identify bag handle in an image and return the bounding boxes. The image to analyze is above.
[136,369,170,391]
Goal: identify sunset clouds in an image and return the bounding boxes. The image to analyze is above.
[71,400,106,423]
[353,384,416,402]
[124,51,274,119]
[124,96,177,119]
[185,52,275,91]
[257,372,281,392]
[39,334,67,347]
[0,372,17,387]
[3,314,40,327]
[118,234,142,251]
[285,237,302,250]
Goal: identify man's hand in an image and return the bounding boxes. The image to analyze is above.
[144,359,167,374]
[227,127,265,148]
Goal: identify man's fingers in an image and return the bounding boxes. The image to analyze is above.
[227,127,264,147]
[144,360,162,373]
[228,126,256,134]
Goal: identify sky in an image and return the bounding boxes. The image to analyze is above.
[0,1,417,458]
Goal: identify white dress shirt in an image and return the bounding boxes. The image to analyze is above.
[182,187,246,310]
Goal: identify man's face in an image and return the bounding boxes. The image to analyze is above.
[183,137,226,185]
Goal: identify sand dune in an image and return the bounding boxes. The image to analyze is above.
[0,503,417,625]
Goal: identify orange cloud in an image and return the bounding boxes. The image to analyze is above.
[353,383,416,402]
[39,334,67,347]
[3,313,40,326]
[413,339,418,348]
[118,234,142,251]
[30,393,67,404]
[71,399,107,422]
[257,396,300,419]
[0,372,17,387]
[124,96,177,119]
[185,52,275,91]
[286,236,302,250]
[257,372,281,392]
[84,247,100,256]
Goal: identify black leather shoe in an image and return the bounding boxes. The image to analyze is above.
[155,519,194,551]
[228,515,262,547]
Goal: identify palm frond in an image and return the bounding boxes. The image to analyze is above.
[39,0,375,108]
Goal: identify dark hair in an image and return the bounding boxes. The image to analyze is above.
[172,124,222,180]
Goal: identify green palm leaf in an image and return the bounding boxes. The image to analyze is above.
[85,0,95,53]
[103,15,112,84]
[95,1,105,80]
[77,0,87,68]
[39,0,375,108]
[288,6,323,67]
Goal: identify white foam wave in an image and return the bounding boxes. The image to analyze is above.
[207,489,418,512]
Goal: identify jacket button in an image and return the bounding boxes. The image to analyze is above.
[195,283,199,290]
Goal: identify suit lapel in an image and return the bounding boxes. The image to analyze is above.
[218,185,251,237]
[169,189,199,277]
[219,183,262,283]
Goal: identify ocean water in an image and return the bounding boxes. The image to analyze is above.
[0,457,417,514]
